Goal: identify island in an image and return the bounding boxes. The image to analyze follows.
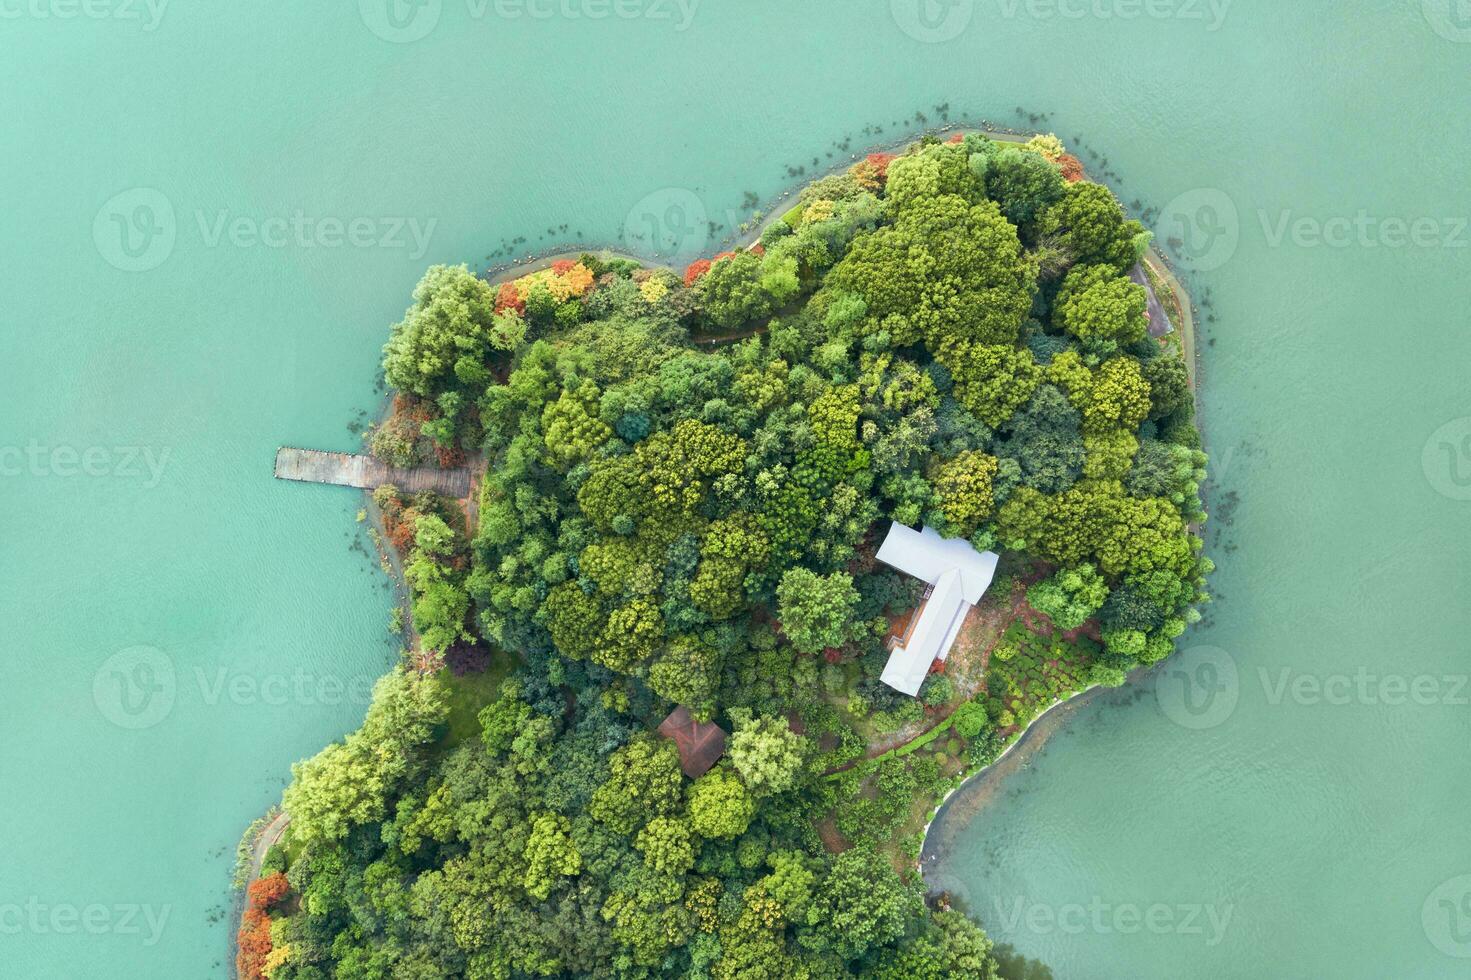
[238,130,1211,980]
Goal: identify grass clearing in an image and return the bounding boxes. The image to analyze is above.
[437,651,517,752]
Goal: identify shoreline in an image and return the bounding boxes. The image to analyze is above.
[239,123,1206,970]
[481,120,1037,282]
[917,683,1108,873]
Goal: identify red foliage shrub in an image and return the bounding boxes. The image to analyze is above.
[823,648,843,665]
[384,506,419,553]
[866,153,897,179]
[236,908,273,980]
[749,244,765,256]
[684,259,713,286]
[929,658,947,675]
[1057,153,1086,183]
[495,281,526,314]
[247,873,290,912]
[550,259,576,274]
[947,133,965,144]
[446,641,492,676]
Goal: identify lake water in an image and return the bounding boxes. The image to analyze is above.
[3,2,1468,976]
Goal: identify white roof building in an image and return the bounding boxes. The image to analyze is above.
[875,522,999,696]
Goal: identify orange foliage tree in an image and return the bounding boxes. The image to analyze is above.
[236,871,292,980]
[236,908,273,980]
[683,259,713,286]
[865,153,897,180]
[495,281,526,314]
[247,872,290,911]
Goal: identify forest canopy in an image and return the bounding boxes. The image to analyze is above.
[255,132,1210,980]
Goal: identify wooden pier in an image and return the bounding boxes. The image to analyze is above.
[274,448,472,497]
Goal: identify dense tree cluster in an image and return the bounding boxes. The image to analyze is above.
[263,132,1210,978]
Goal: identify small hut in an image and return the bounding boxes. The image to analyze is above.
[657,706,727,779]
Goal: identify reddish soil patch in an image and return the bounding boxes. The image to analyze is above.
[816,819,850,854]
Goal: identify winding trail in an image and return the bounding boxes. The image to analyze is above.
[245,812,290,882]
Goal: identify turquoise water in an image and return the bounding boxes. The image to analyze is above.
[3,2,1468,976]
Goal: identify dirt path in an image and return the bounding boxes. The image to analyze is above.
[230,811,291,978]
[245,812,290,880]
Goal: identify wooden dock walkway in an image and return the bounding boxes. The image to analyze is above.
[274,448,472,497]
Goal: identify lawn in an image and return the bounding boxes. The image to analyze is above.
[436,650,517,752]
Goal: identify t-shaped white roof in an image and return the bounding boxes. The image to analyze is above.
[875,522,1000,697]
[875,522,998,603]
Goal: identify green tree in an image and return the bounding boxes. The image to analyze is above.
[282,671,448,848]
[1039,181,1146,274]
[1026,564,1108,630]
[1140,355,1191,420]
[937,340,1042,428]
[814,847,922,960]
[1055,264,1148,345]
[776,568,860,654]
[934,451,1001,537]
[885,143,985,210]
[687,768,755,840]
[698,252,778,330]
[589,736,684,835]
[634,816,696,875]
[984,145,1067,231]
[727,714,806,797]
[382,264,519,399]
[541,382,612,467]
[824,193,1036,351]
[522,813,581,899]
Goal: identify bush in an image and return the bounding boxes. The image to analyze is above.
[951,700,990,739]
[260,845,288,877]
[919,674,954,707]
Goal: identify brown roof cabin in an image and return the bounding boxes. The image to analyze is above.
[658,706,727,779]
